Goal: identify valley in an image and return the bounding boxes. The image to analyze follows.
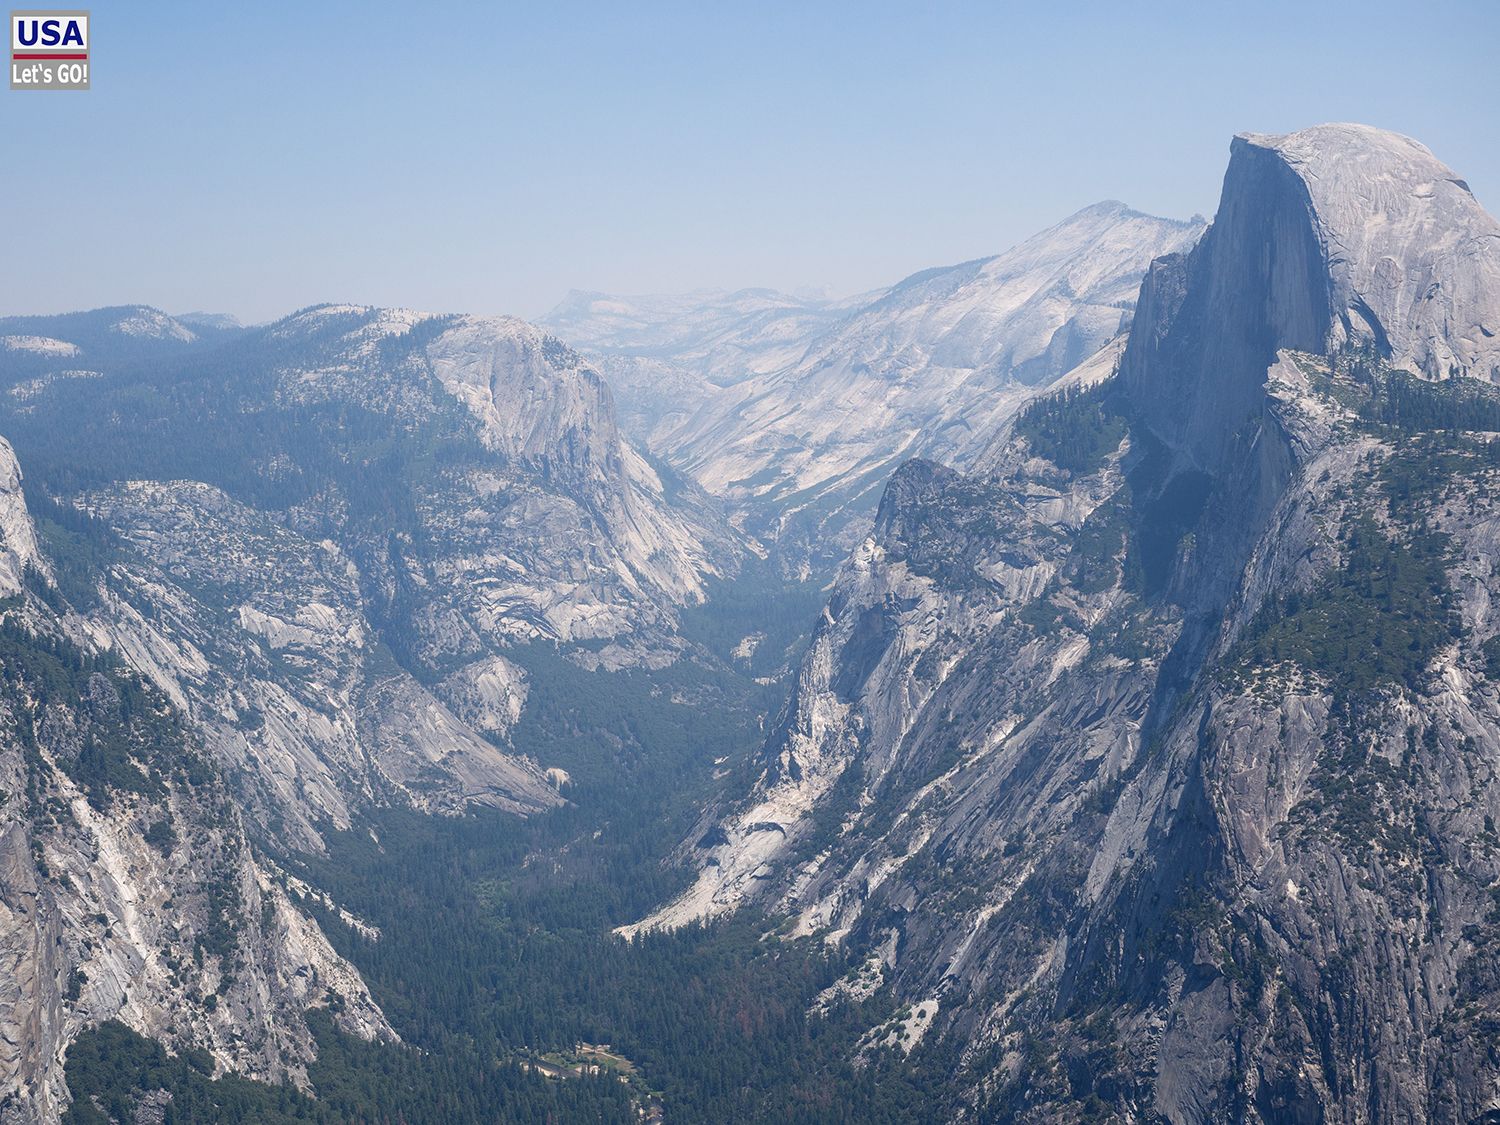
[3,120,1500,1124]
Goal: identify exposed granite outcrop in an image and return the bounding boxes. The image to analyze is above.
[636,125,1500,1121]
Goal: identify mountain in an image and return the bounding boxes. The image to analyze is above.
[0,304,750,847]
[631,124,1500,1121]
[541,288,862,449]
[174,311,245,333]
[73,476,560,849]
[11,124,1500,1125]
[0,303,740,648]
[0,302,757,1116]
[669,203,1206,493]
[0,306,243,362]
[553,206,1205,574]
[0,439,389,1122]
[542,287,853,383]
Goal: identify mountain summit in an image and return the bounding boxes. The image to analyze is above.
[1242,124,1500,380]
[630,124,1500,1122]
[1125,123,1500,472]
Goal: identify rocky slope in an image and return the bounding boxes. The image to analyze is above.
[0,303,752,1118]
[554,206,1205,574]
[74,478,557,850]
[0,442,389,1124]
[541,288,858,449]
[0,305,741,840]
[633,125,1500,1121]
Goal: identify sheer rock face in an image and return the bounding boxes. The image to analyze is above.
[0,751,391,1124]
[0,466,389,1125]
[637,126,1500,1121]
[0,439,42,598]
[1124,124,1500,472]
[426,315,627,470]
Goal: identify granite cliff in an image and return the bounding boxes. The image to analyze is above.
[633,125,1500,1122]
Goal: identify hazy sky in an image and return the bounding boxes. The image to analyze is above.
[4,1,1496,324]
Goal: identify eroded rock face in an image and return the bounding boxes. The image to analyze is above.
[74,479,558,849]
[0,741,392,1123]
[0,464,389,1124]
[0,438,42,598]
[637,125,1500,1120]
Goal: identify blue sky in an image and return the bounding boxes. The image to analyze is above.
[3,0,1496,323]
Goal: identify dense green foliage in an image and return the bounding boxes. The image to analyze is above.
[63,1015,635,1124]
[280,651,945,1123]
[1238,515,1455,697]
[64,1021,311,1125]
[1358,366,1500,433]
[676,553,827,679]
[23,485,118,612]
[1014,379,1128,476]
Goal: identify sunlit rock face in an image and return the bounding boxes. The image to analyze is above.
[635,125,1500,1122]
[0,438,43,597]
[552,206,1205,575]
[0,449,391,1125]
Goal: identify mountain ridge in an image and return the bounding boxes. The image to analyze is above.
[625,123,1500,1121]
[555,202,1206,576]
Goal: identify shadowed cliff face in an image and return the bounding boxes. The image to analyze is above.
[634,125,1500,1122]
[1122,136,1331,474]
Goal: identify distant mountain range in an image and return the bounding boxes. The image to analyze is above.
[545,202,1205,573]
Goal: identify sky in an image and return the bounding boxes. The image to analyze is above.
[3,0,1497,324]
